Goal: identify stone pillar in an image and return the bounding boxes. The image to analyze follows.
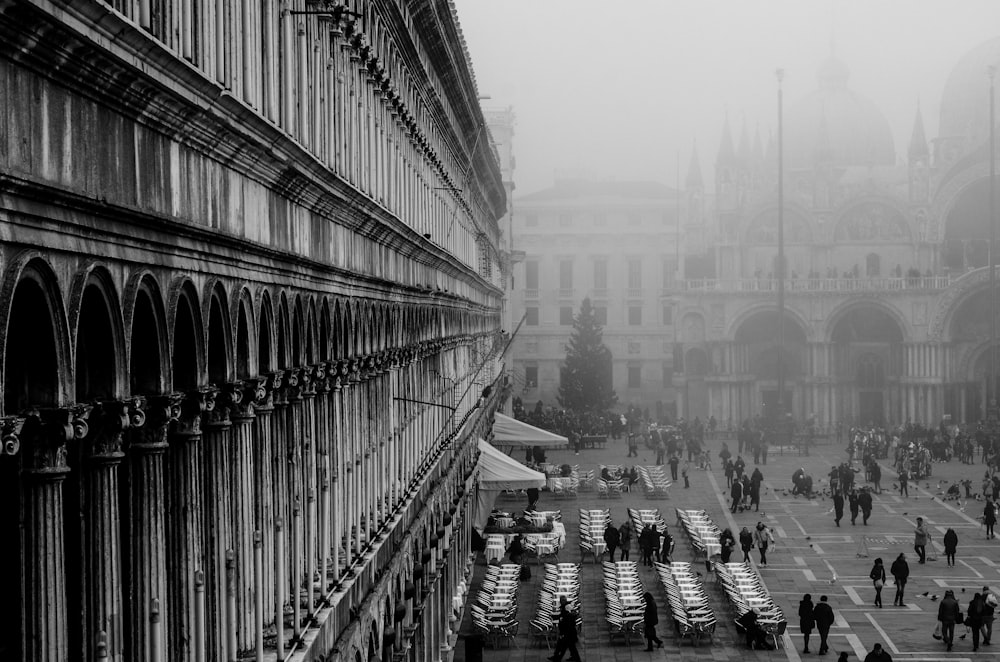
[167,390,211,662]
[202,388,233,662]
[124,395,177,662]
[251,375,276,625]
[284,369,305,636]
[300,368,317,616]
[82,402,130,662]
[230,381,263,650]
[20,409,84,662]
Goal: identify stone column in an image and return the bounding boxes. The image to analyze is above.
[284,369,305,638]
[82,402,130,662]
[230,381,263,651]
[201,388,232,662]
[251,375,277,625]
[300,367,317,616]
[20,408,87,662]
[124,395,177,662]
[166,390,211,662]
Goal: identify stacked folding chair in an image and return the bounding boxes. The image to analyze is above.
[530,563,581,648]
[602,560,645,645]
[579,508,610,563]
[675,509,723,562]
[637,465,672,498]
[470,563,521,648]
[654,560,716,645]
[714,561,787,649]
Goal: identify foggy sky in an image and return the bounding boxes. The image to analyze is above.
[456,0,1000,194]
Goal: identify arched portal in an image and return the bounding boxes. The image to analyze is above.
[830,304,904,425]
[75,281,121,401]
[734,309,808,419]
[130,279,166,395]
[943,177,991,270]
[950,288,1000,420]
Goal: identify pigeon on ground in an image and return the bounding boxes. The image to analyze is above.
[921,592,929,597]
[931,595,939,601]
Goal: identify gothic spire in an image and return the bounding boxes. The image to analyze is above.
[909,102,929,160]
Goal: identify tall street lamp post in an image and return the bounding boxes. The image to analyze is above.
[990,65,997,421]
[776,69,786,422]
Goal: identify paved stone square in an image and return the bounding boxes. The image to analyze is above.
[453,436,1000,662]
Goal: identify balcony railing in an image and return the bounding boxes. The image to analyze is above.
[626,288,644,298]
[523,288,539,299]
[558,288,575,299]
[677,276,953,294]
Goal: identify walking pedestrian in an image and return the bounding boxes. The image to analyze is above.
[899,468,909,496]
[751,467,764,512]
[871,462,882,494]
[870,558,886,607]
[914,517,929,564]
[798,593,815,653]
[627,432,639,458]
[724,458,735,488]
[658,527,674,563]
[739,526,754,563]
[754,522,774,566]
[859,488,873,525]
[618,521,632,561]
[864,643,892,662]
[944,528,958,567]
[967,592,985,651]
[891,553,910,606]
[682,461,690,488]
[985,500,996,539]
[669,453,680,481]
[639,524,656,567]
[643,591,663,650]
[549,596,581,662]
[604,522,620,563]
[833,491,845,527]
[731,478,744,513]
[938,589,960,651]
[720,528,736,563]
[813,595,835,654]
[849,488,860,525]
[981,585,996,645]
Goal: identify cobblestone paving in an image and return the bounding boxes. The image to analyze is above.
[452,437,1000,662]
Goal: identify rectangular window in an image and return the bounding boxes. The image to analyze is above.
[525,260,539,289]
[559,259,574,289]
[627,258,642,290]
[628,340,641,354]
[662,257,677,289]
[524,365,538,388]
[628,305,642,326]
[593,258,608,289]
[662,305,673,325]
[662,362,673,387]
[593,306,608,326]
[628,365,642,388]
[525,307,539,326]
[594,213,607,226]
[560,306,574,325]
[526,213,538,227]
[559,213,573,227]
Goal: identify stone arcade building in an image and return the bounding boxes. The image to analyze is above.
[0,1,505,661]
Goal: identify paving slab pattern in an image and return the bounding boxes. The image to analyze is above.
[452,437,1000,662]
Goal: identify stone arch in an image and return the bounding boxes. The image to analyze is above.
[931,160,994,245]
[205,280,232,385]
[726,303,812,342]
[291,294,304,368]
[931,268,997,341]
[69,263,126,401]
[276,291,291,370]
[331,298,345,359]
[168,277,205,391]
[124,271,169,396]
[257,289,276,374]
[319,297,331,362]
[832,197,915,243]
[679,311,706,343]
[741,202,814,245]
[233,286,256,380]
[825,299,909,344]
[305,296,317,365]
[0,253,73,412]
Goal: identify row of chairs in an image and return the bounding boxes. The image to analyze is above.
[597,478,624,497]
[638,466,672,498]
[579,508,610,563]
[549,476,580,498]
[653,561,717,646]
[471,563,521,649]
[602,560,646,646]
[628,507,667,540]
[675,509,723,560]
[530,563,582,648]
[714,561,787,649]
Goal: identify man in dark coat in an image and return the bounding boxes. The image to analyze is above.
[549,596,580,661]
[833,492,845,527]
[731,478,744,513]
[858,488,874,525]
[642,591,663,650]
[890,553,909,606]
[813,595,835,655]
[937,589,960,651]
[848,489,860,525]
[864,643,892,662]
[603,523,620,562]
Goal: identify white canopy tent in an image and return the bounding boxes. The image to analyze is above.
[491,413,567,448]
[472,438,546,534]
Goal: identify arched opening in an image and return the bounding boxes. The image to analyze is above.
[75,283,119,401]
[831,304,904,424]
[1,273,65,658]
[950,289,1000,420]
[130,285,164,395]
[207,292,230,385]
[277,305,289,370]
[735,310,808,419]
[172,293,200,391]
[236,299,251,380]
[320,301,330,362]
[258,298,273,375]
[943,178,991,271]
[292,303,302,368]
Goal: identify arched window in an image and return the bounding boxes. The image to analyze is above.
[857,353,885,389]
[866,253,881,277]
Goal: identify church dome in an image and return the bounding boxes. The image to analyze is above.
[938,37,1000,148]
[783,57,896,170]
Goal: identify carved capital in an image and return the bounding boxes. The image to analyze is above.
[232,378,267,420]
[270,371,288,407]
[0,415,26,457]
[285,368,303,400]
[205,387,234,429]
[85,400,130,461]
[127,394,181,452]
[170,389,215,440]
[312,363,329,394]
[21,407,88,475]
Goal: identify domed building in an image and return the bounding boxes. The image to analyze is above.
[670,46,1000,429]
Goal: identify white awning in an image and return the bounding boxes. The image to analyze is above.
[475,439,546,490]
[491,413,567,448]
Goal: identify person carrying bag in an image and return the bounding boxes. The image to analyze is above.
[870,558,886,608]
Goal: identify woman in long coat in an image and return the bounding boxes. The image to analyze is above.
[869,558,886,607]
[984,500,997,540]
[798,593,815,654]
[943,528,958,567]
[643,591,663,650]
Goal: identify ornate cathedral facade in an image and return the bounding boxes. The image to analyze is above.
[674,40,1000,429]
